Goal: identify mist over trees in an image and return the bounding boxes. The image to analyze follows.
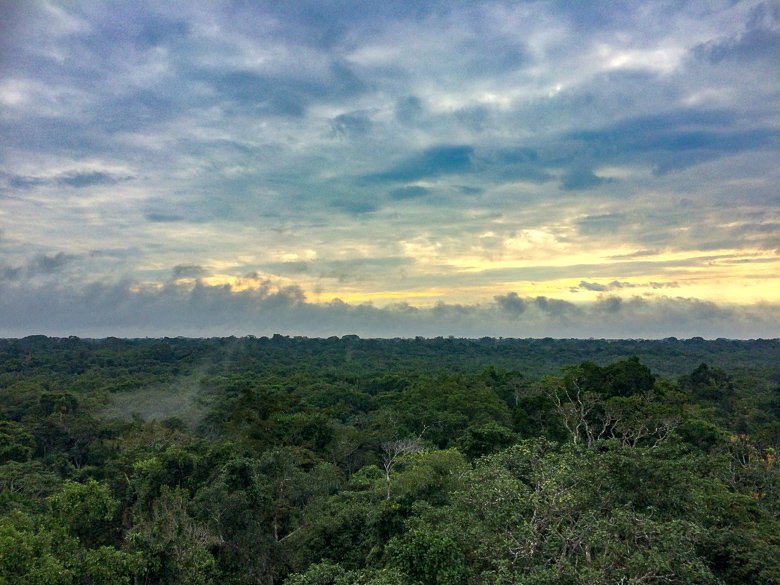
[1,336,779,584]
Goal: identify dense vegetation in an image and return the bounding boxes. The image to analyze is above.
[1,335,779,584]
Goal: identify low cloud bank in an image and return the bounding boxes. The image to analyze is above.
[1,280,777,339]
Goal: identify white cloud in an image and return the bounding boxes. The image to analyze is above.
[0,1,777,337]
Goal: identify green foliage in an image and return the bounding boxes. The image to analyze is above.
[2,336,780,584]
[385,522,467,584]
[0,510,76,585]
[455,421,515,458]
[0,420,36,463]
[128,486,218,585]
[48,479,119,547]
[0,460,62,512]
[284,561,406,585]
[0,505,138,585]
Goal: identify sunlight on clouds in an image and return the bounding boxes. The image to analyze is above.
[595,43,685,74]
[0,79,30,108]
[682,87,739,108]
[277,250,318,262]
[1,1,778,337]
[398,236,443,264]
[0,77,91,119]
[317,290,445,305]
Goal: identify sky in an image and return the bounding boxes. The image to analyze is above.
[1,0,779,339]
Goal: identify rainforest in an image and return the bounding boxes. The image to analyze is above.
[1,335,779,584]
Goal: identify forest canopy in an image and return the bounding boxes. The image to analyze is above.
[1,336,779,584]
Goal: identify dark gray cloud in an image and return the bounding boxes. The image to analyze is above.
[694,1,780,64]
[474,148,554,183]
[1,252,78,281]
[172,264,205,279]
[366,145,475,183]
[560,167,609,191]
[595,296,623,314]
[0,1,777,338]
[579,281,610,292]
[4,170,131,190]
[2,279,777,339]
[695,27,780,64]
[567,109,779,174]
[533,296,579,317]
[579,280,679,292]
[495,292,526,317]
[33,252,75,274]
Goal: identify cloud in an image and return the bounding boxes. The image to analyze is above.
[560,167,608,191]
[609,250,661,259]
[0,1,777,338]
[171,264,205,279]
[579,281,609,292]
[388,186,431,200]
[1,266,22,281]
[2,279,777,339]
[56,171,125,188]
[32,252,75,273]
[578,280,680,292]
[474,147,553,183]
[1,252,78,281]
[596,296,622,313]
[455,105,490,132]
[207,59,367,117]
[693,1,780,65]
[144,212,185,223]
[6,174,47,189]
[4,170,131,190]
[214,71,308,117]
[330,111,373,137]
[324,257,412,283]
[395,95,425,125]
[331,197,379,215]
[567,109,779,174]
[366,145,475,183]
[494,292,526,316]
[577,214,626,235]
[533,296,579,317]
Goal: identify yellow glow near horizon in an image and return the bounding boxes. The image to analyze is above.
[315,290,448,305]
[156,244,779,309]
